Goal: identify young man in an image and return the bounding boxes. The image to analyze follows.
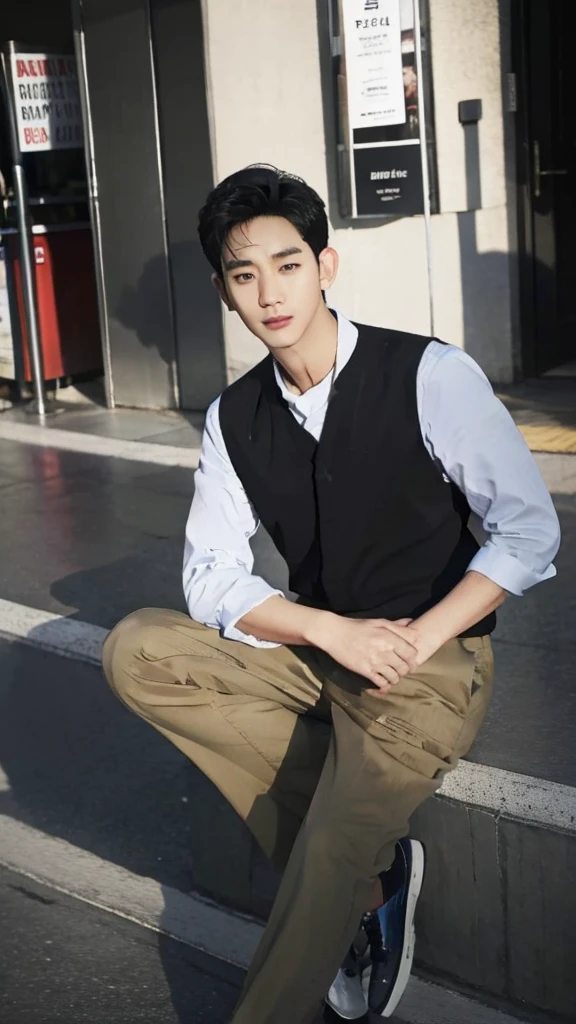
[103,165,560,1024]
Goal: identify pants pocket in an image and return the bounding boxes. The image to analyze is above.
[327,638,482,780]
[139,635,247,670]
[369,713,459,779]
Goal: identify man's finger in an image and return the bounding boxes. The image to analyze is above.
[365,668,394,690]
[387,634,419,662]
[366,675,393,697]
[384,652,411,678]
[385,621,419,641]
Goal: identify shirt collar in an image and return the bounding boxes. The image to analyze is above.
[273,310,358,410]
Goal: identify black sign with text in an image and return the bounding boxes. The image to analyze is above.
[354,143,424,216]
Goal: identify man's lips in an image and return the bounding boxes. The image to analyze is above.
[263,316,293,330]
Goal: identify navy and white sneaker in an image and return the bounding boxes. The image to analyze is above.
[366,838,426,1018]
[326,930,368,1020]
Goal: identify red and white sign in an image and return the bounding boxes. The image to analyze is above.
[9,53,83,152]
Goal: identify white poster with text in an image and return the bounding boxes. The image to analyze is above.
[9,53,83,152]
[342,0,406,131]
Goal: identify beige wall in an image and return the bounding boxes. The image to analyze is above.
[430,0,516,379]
[201,0,517,384]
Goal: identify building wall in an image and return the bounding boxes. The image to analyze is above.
[430,0,517,380]
[201,0,518,384]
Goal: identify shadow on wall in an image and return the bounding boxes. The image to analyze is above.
[455,118,558,383]
[115,238,226,410]
[116,254,178,370]
[454,118,516,378]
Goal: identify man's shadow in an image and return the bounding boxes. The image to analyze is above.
[115,238,227,412]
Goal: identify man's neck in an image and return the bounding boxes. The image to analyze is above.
[274,304,338,396]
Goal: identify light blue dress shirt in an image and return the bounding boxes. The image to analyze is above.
[183,311,560,647]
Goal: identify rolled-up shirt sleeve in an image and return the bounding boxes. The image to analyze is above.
[420,344,561,596]
[183,397,284,646]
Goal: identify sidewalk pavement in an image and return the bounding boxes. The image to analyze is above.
[497,375,576,453]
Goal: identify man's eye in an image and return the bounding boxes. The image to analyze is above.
[281,263,298,272]
[235,273,254,282]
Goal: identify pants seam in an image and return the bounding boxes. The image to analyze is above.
[208,694,290,775]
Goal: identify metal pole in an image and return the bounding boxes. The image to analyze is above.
[12,166,46,415]
[1,45,47,416]
[413,0,435,337]
[72,0,115,409]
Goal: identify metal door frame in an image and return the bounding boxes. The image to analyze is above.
[71,0,114,408]
[512,0,538,380]
[513,0,574,378]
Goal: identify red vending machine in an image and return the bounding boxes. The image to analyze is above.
[0,46,103,390]
[3,208,102,383]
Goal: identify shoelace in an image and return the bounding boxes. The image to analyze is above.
[362,910,388,963]
[341,945,359,979]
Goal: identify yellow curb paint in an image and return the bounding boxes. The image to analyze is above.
[517,423,576,454]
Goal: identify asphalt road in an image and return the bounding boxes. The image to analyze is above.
[0,866,241,1024]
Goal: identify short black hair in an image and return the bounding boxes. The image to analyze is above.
[198,164,328,277]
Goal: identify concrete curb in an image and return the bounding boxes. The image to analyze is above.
[0,814,261,969]
[0,815,532,1024]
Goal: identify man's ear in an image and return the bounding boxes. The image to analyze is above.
[212,272,232,310]
[318,247,339,292]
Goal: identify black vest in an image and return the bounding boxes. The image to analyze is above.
[219,323,496,638]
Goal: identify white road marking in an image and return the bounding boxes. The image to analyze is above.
[0,597,106,665]
[0,419,201,468]
[1,598,575,835]
[0,815,261,969]
[0,815,533,1024]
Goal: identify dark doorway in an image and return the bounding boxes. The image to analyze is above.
[516,0,576,377]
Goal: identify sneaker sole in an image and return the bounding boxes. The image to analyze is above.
[380,839,426,1018]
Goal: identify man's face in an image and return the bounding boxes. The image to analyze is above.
[216,216,338,351]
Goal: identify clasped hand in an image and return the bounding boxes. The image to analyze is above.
[317,615,425,696]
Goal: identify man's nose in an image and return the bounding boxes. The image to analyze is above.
[258,272,283,308]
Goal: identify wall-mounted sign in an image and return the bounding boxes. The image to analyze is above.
[342,0,405,130]
[340,0,426,218]
[9,53,83,152]
[354,141,423,215]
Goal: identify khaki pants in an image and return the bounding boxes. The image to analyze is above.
[102,608,493,1024]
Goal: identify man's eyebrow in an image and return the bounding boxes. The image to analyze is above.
[223,247,303,272]
[223,257,254,272]
[272,247,302,260]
